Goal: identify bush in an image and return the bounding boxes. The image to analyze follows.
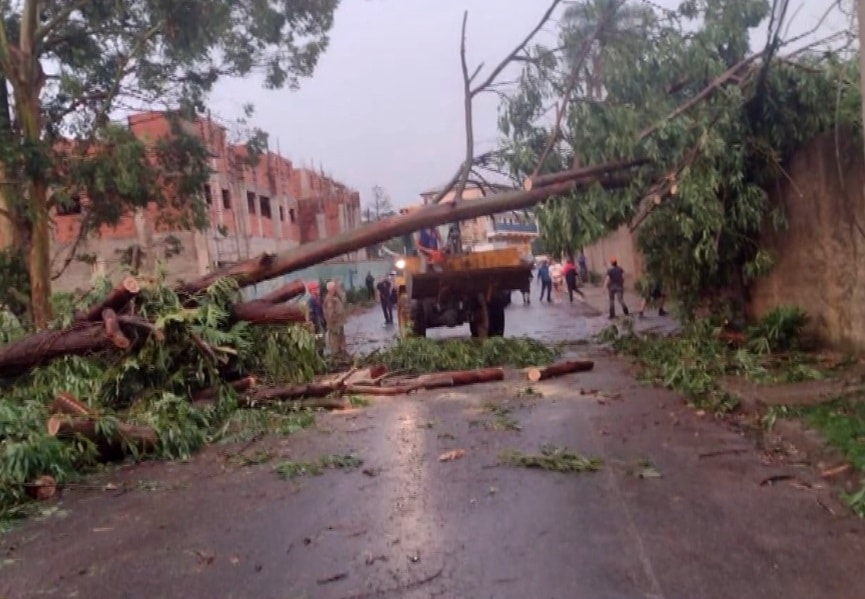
[747,306,808,353]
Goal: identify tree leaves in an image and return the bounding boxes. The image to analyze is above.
[497,0,857,314]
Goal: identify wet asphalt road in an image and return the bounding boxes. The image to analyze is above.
[3,296,865,598]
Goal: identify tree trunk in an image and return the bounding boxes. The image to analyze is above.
[47,415,158,457]
[0,77,15,251]
[258,279,306,304]
[0,322,110,376]
[75,277,140,322]
[28,180,52,329]
[179,160,638,293]
[231,300,307,325]
[526,360,594,382]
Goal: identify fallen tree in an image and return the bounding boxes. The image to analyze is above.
[178,165,638,294]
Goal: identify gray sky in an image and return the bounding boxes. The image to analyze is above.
[210,0,851,210]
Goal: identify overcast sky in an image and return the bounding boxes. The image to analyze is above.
[209,0,851,209]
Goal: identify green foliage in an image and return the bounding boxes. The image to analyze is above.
[0,275,325,525]
[600,310,818,413]
[274,453,363,479]
[499,445,602,472]
[747,305,808,353]
[363,336,561,374]
[483,403,522,432]
[1,0,340,317]
[497,0,858,315]
[783,394,865,472]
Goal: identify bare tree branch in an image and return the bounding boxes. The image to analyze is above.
[530,0,624,179]
[443,0,564,204]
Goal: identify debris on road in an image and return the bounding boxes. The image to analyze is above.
[499,445,602,473]
[362,336,561,374]
[526,359,595,382]
[438,449,466,462]
[274,454,363,479]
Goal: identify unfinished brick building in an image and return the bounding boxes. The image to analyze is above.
[46,111,361,292]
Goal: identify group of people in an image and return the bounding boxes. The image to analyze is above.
[528,252,667,320]
[305,279,348,356]
[532,253,588,305]
[365,270,399,326]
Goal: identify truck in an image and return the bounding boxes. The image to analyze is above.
[391,208,533,339]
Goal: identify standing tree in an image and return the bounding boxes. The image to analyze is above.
[365,185,395,221]
[0,0,339,328]
[498,0,855,314]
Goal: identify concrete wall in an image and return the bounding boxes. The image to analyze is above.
[749,131,865,351]
[582,225,644,288]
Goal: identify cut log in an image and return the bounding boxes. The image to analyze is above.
[232,300,307,325]
[49,392,94,417]
[0,322,110,377]
[178,161,636,293]
[191,376,258,406]
[75,277,140,322]
[344,383,424,396]
[258,279,307,304]
[523,158,648,191]
[526,360,594,382]
[416,367,505,387]
[246,382,340,403]
[47,416,158,454]
[102,308,131,349]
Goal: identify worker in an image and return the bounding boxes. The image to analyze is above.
[417,226,444,272]
[638,279,668,318]
[604,257,629,319]
[365,271,375,300]
[323,281,348,356]
[377,275,393,325]
[537,259,552,303]
[306,282,326,335]
[563,258,584,303]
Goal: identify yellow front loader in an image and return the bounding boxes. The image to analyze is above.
[392,246,531,339]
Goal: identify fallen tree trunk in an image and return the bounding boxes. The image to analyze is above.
[191,376,258,407]
[523,158,647,191]
[47,415,158,455]
[344,383,425,396]
[102,308,131,349]
[231,300,307,325]
[49,392,94,417]
[526,360,594,382]
[75,277,140,322]
[178,163,636,293]
[258,279,307,304]
[0,322,111,377]
[416,367,505,387]
[246,382,340,403]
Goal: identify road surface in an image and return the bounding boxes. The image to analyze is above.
[2,295,863,599]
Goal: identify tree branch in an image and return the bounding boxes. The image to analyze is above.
[34,0,92,43]
[531,1,623,179]
[455,11,474,202]
[469,0,563,96]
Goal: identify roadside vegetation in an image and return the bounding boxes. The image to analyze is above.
[361,336,561,375]
[0,276,326,529]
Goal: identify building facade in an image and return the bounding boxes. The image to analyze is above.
[45,111,362,292]
[418,183,538,255]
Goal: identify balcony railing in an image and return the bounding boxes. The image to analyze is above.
[491,222,538,234]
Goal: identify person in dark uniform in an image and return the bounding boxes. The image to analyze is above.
[376,276,393,325]
[603,257,629,318]
[365,271,375,300]
[639,280,667,318]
